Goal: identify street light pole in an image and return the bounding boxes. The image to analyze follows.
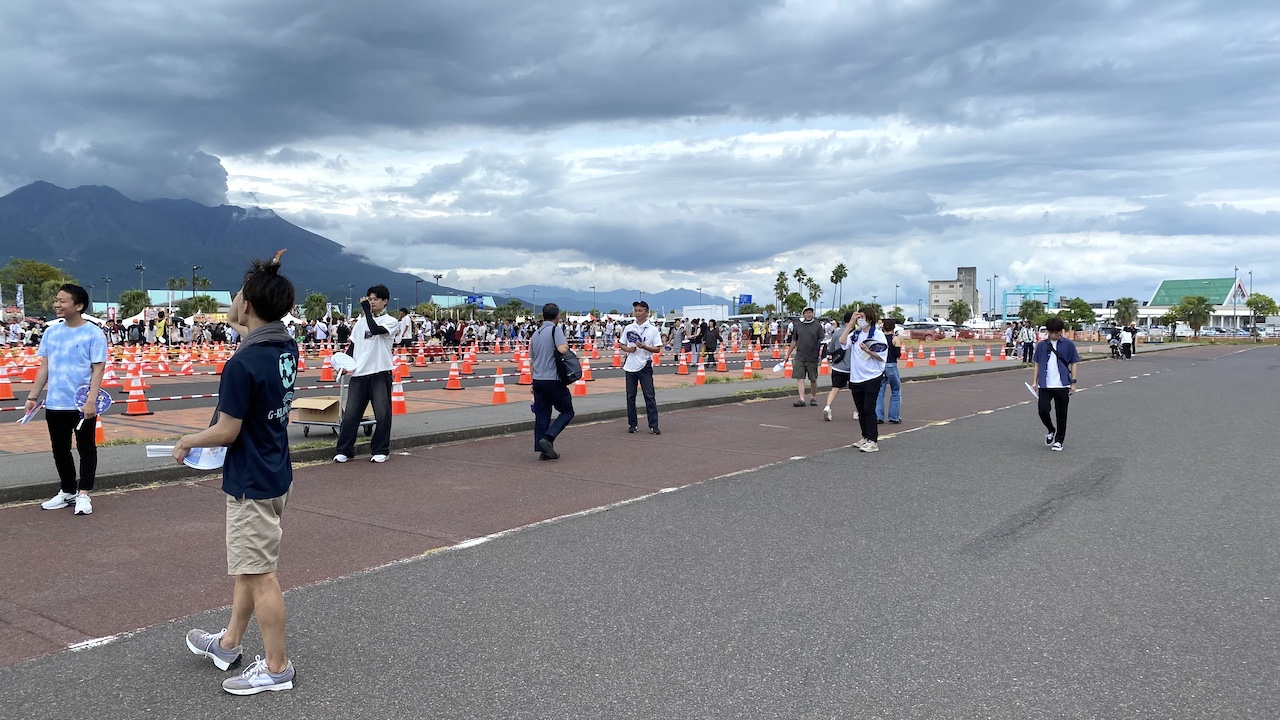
[993,274,999,320]
[894,284,899,314]
[347,284,354,317]
[590,285,596,313]
[134,263,146,292]
[697,286,702,304]
[102,276,111,310]
[1233,265,1239,329]
[415,278,424,307]
[191,265,202,302]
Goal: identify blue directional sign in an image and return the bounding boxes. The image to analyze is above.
[466,295,483,305]
[738,294,752,304]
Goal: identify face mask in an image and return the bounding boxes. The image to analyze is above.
[856,318,868,330]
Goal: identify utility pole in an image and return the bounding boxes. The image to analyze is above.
[590,285,596,313]
[102,276,111,309]
[134,263,146,292]
[415,278,424,307]
[191,265,203,302]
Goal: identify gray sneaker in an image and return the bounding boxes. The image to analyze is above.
[186,628,242,671]
[222,656,295,695]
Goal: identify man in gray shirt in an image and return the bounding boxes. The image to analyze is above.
[529,303,574,460]
[786,307,825,407]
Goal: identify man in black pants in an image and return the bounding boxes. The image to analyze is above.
[1031,317,1080,452]
[29,284,107,516]
[334,285,397,464]
[529,303,575,459]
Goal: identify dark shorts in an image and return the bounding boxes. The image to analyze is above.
[830,370,850,389]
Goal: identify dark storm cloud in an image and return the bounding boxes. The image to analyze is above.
[263,148,325,165]
[3,0,1277,199]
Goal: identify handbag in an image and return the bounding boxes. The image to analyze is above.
[541,324,582,385]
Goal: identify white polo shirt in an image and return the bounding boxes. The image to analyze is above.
[621,319,661,372]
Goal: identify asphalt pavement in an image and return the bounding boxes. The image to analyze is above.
[2,343,1277,719]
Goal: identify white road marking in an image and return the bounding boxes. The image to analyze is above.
[759,424,789,429]
[69,635,120,652]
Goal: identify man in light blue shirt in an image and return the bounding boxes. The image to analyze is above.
[26,284,107,515]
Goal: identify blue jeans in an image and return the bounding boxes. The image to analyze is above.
[532,379,575,450]
[625,363,659,430]
[875,364,901,421]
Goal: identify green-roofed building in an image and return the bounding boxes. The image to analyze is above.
[1148,278,1236,307]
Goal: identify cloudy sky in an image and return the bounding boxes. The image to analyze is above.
[2,0,1278,310]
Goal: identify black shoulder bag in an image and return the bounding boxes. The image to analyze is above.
[543,325,582,386]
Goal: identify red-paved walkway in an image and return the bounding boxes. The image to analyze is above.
[0,346,1218,667]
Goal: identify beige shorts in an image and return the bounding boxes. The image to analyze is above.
[226,491,288,575]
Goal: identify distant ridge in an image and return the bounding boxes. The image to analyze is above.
[0,181,457,304]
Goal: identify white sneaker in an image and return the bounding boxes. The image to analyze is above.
[74,494,93,515]
[370,454,388,463]
[1051,442,1063,452]
[860,441,879,453]
[333,454,349,463]
[852,438,868,449]
[42,491,77,510]
[852,412,860,420]
[822,406,832,421]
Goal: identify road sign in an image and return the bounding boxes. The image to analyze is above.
[466,295,483,305]
[738,294,752,305]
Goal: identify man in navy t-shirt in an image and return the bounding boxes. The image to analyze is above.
[173,256,299,696]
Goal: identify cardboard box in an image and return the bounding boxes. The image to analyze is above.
[293,396,340,424]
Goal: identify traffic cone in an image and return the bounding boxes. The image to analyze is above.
[742,358,754,380]
[582,356,594,381]
[460,351,474,375]
[572,375,587,396]
[904,347,915,369]
[415,346,428,367]
[591,342,600,360]
[999,345,1008,361]
[783,359,793,378]
[491,367,508,404]
[751,347,762,370]
[677,352,689,375]
[122,386,153,416]
[652,350,661,367]
[94,415,105,444]
[983,345,992,362]
[180,361,194,376]
[391,381,408,415]
[518,356,532,385]
[928,348,938,366]
[612,347,622,368]
[948,346,957,365]
[966,345,975,363]
[819,356,830,376]
[695,362,706,385]
[771,345,781,360]
[0,363,13,401]
[716,348,728,372]
[320,355,335,382]
[127,363,152,390]
[445,361,464,390]
[101,359,121,389]
[296,353,307,372]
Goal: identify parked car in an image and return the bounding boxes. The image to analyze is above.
[952,325,979,339]
[903,321,952,341]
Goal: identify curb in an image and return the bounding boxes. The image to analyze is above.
[0,344,1189,505]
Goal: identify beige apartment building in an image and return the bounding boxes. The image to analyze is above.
[927,266,981,320]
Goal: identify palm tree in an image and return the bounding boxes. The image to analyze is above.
[793,267,807,290]
[830,263,848,312]
[1114,297,1140,326]
[1019,299,1045,322]
[947,300,971,326]
[1179,295,1213,337]
[806,278,822,308]
[773,271,789,315]
[193,276,212,293]
[167,277,188,297]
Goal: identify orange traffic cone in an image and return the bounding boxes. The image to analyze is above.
[491,367,508,404]
[94,415,105,444]
[676,353,689,375]
[783,359,793,378]
[771,345,781,360]
[296,353,307,372]
[445,361,464,390]
[572,375,587,396]
[320,355,335,382]
[612,347,622,368]
[966,345,975,363]
[652,350,661,367]
[582,356,594,381]
[100,359,120,389]
[391,381,407,415]
[716,349,727,373]
[983,345,992,362]
[180,361,194,376]
[0,362,13,401]
[819,356,830,376]
[695,362,706,385]
[415,345,428,367]
[999,345,1008,361]
[518,356,532,385]
[904,347,915,369]
[122,386,153,416]
[928,348,938,366]
[460,351,474,375]
[742,358,755,380]
[948,346,957,365]
[751,347,762,370]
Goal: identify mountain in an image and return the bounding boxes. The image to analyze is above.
[502,285,735,315]
[0,181,462,305]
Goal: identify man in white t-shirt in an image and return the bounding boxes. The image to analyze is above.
[1032,317,1080,452]
[621,300,663,435]
[334,285,398,464]
[393,308,415,348]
